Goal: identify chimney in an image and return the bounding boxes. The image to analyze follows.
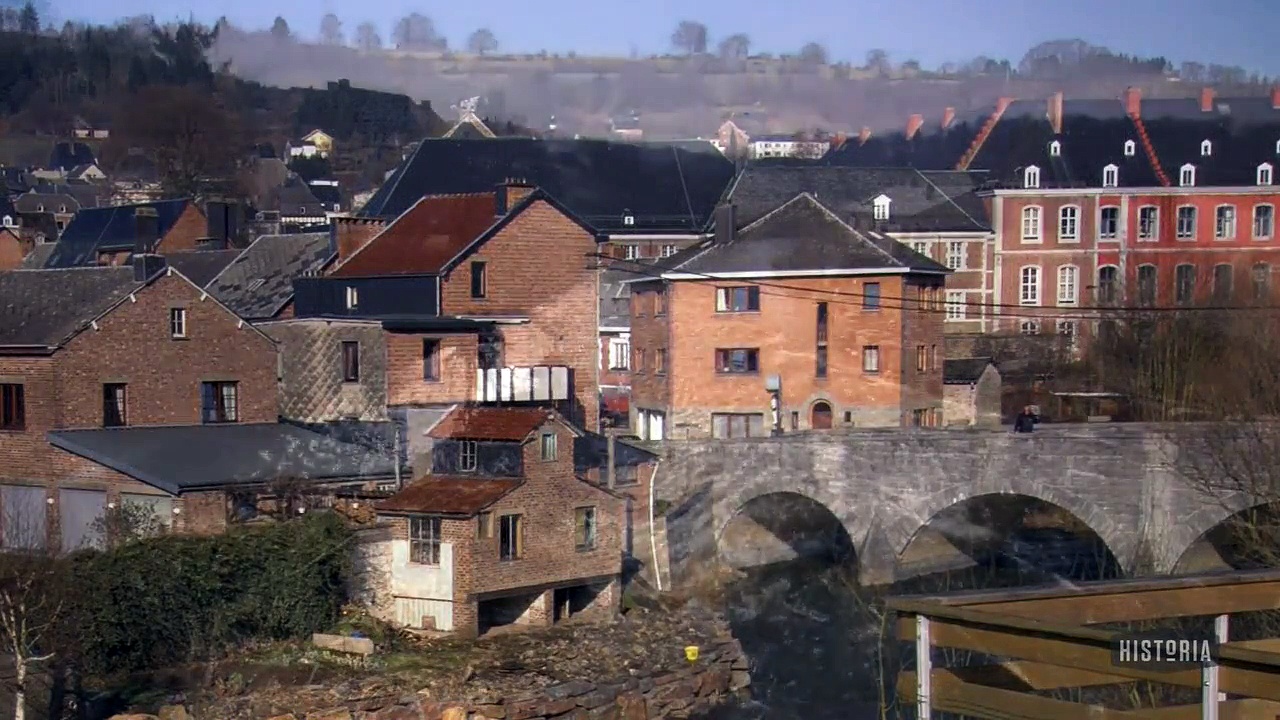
[858,126,872,145]
[134,206,159,255]
[205,200,228,248]
[905,114,924,141]
[1047,92,1064,134]
[1271,86,1280,110]
[495,178,535,216]
[713,203,736,244]
[941,107,956,130]
[1124,87,1142,118]
[1200,87,1216,112]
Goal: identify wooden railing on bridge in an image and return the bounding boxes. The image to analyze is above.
[888,569,1280,719]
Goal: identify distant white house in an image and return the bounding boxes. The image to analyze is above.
[747,134,829,160]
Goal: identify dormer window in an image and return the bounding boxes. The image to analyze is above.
[1259,163,1274,186]
[59,205,67,213]
[1102,164,1119,188]
[622,214,635,227]
[1200,139,1212,157]
[1123,139,1136,157]
[872,194,892,221]
[345,286,359,310]
[1,216,11,228]
[1023,166,1041,189]
[36,204,44,212]
[1048,140,1061,157]
[1180,164,1197,187]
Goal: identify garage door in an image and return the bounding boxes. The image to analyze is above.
[60,488,106,552]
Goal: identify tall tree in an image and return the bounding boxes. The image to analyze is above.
[354,21,382,51]
[319,13,343,45]
[392,12,445,51]
[798,42,828,66]
[865,48,890,74]
[115,85,242,197]
[717,33,750,61]
[18,1,38,34]
[670,20,708,56]
[466,27,498,55]
[269,16,291,40]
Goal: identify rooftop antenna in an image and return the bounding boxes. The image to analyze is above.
[451,96,482,122]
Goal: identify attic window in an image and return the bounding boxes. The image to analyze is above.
[1200,139,1212,157]
[1123,140,1136,157]
[36,205,44,213]
[1,216,11,227]
[1259,163,1274,187]
[872,194,892,221]
[1102,164,1119,188]
[345,286,359,310]
[1023,166,1041,189]
[1180,164,1197,187]
[622,214,635,227]
[1048,140,1061,157]
[59,205,67,213]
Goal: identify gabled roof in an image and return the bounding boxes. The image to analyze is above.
[358,138,735,233]
[944,357,997,385]
[725,165,991,232]
[331,193,498,277]
[444,114,497,139]
[44,199,195,269]
[308,182,342,207]
[428,406,570,442]
[164,249,241,287]
[375,476,522,516]
[206,232,333,320]
[14,190,79,215]
[659,194,950,278]
[0,267,141,348]
[49,141,96,171]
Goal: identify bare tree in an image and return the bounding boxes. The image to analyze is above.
[865,48,890,75]
[319,13,344,45]
[466,28,498,56]
[393,12,445,51]
[717,33,750,61]
[354,21,382,51]
[114,85,243,197]
[670,20,708,56]
[1179,61,1205,83]
[269,16,291,41]
[0,505,64,720]
[798,42,828,66]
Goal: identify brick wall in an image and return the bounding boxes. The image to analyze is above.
[175,490,228,535]
[0,231,25,271]
[627,283,669,424]
[899,278,946,425]
[155,203,209,253]
[386,332,477,407]
[333,217,385,265]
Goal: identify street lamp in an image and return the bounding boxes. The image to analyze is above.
[765,374,783,436]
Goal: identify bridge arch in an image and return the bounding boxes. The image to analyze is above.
[717,491,856,570]
[1170,498,1280,574]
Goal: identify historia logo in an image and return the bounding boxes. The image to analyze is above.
[1111,631,1219,670]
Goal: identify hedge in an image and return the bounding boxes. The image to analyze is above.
[62,513,353,676]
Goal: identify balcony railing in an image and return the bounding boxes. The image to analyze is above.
[475,366,572,403]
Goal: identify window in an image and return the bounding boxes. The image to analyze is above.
[661,244,677,257]
[1180,164,1196,187]
[1123,139,1136,157]
[1057,265,1078,305]
[1215,205,1237,240]
[470,261,487,298]
[1021,206,1042,242]
[200,381,239,423]
[1058,206,1079,241]
[1019,266,1041,306]
[872,194,891,220]
[608,338,630,370]
[1138,206,1158,241]
[409,516,441,565]
[862,345,880,373]
[499,514,522,560]
[344,286,358,310]
[711,413,766,439]
[1138,265,1158,307]
[910,241,929,257]
[1048,140,1061,157]
[1253,263,1271,301]
[169,308,187,338]
[656,290,667,315]
[915,345,927,372]
[624,245,639,260]
[815,302,828,378]
[655,348,667,374]
[539,432,558,461]
[1097,266,1119,305]
[1213,264,1234,303]
[1,384,24,430]
[1,215,11,227]
[930,345,938,372]
[1200,139,1212,157]
[1057,320,1077,339]
[102,383,127,427]
[1099,206,1119,240]
[945,241,964,269]
[477,512,491,539]
[714,348,759,374]
[459,440,477,472]
[478,335,502,370]
[1175,264,1197,305]
[945,291,965,321]
[1254,205,1275,239]
[1020,320,1041,336]
[1023,166,1041,189]
[633,348,646,373]
[715,286,760,312]
[1176,206,1197,239]
[341,341,360,382]
[863,282,881,309]
[1102,164,1119,188]
[423,339,440,380]
[1259,163,1274,186]
[574,507,597,551]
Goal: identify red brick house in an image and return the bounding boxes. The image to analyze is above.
[41,199,210,268]
[371,406,625,636]
[629,195,948,439]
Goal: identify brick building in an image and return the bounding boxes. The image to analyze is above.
[372,406,625,636]
[629,195,948,439]
[41,198,213,268]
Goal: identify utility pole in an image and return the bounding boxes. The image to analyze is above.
[605,425,621,490]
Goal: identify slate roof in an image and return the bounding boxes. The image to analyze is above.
[573,432,658,471]
[428,406,558,441]
[944,357,996,385]
[824,114,988,170]
[0,267,141,348]
[659,194,951,277]
[600,264,652,328]
[14,191,79,215]
[308,182,342,209]
[276,180,327,216]
[0,167,32,195]
[206,232,333,320]
[1139,97,1280,187]
[49,142,96,171]
[359,138,736,233]
[44,199,194,269]
[47,423,397,495]
[164,250,241,287]
[331,194,497,277]
[725,165,991,231]
[0,197,15,221]
[19,244,55,269]
[376,476,521,515]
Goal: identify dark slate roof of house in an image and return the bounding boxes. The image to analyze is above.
[164,250,242,287]
[944,357,996,385]
[19,244,55,269]
[1139,98,1280,187]
[823,114,988,170]
[49,141,96,171]
[206,232,332,320]
[0,267,141,348]
[376,476,521,515]
[0,167,32,195]
[573,432,658,471]
[659,193,950,277]
[725,165,991,231]
[44,199,193,269]
[308,182,342,208]
[331,193,498,277]
[14,191,79,215]
[47,423,397,495]
[358,138,736,233]
[0,196,15,220]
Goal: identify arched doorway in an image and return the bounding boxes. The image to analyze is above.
[810,401,833,429]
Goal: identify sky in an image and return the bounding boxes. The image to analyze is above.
[39,0,1280,77]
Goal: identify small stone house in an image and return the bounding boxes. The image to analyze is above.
[369,406,626,636]
[943,357,1001,427]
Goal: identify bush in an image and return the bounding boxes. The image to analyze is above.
[62,513,353,676]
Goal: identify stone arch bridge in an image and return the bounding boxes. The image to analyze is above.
[652,424,1264,583]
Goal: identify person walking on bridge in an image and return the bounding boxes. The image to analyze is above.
[1014,405,1039,433]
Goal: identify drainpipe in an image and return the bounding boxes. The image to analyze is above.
[649,459,663,592]
[393,424,403,490]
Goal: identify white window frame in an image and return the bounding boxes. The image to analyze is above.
[1020,320,1041,336]
[1215,204,1237,240]
[1255,204,1275,240]
[1019,265,1042,306]
[872,194,891,220]
[1259,163,1274,187]
[459,440,478,472]
[169,308,187,339]
[624,245,639,260]
[1102,164,1119,188]
[1058,205,1079,242]
[1180,163,1196,187]
[1056,265,1079,305]
[909,241,930,256]
[1275,139,1280,155]
[1056,319,1077,339]
[1200,139,1212,157]
[1048,140,1061,157]
[1098,205,1120,241]
[1137,205,1159,242]
[661,244,677,257]
[1176,205,1197,240]
[0,215,11,228]
[607,337,630,370]
[1123,139,1136,157]
[944,291,966,321]
[1023,166,1041,189]
[945,241,965,270]
[1021,206,1042,243]
[345,286,359,310]
[408,516,442,566]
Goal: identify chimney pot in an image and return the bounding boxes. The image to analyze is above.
[713,204,736,245]
[1047,92,1064,134]
[1271,86,1280,110]
[1200,87,1216,112]
[941,107,956,130]
[905,114,925,141]
[1124,87,1142,118]
[134,206,159,255]
[858,126,872,145]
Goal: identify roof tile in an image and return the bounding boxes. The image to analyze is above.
[428,406,555,441]
[0,267,140,347]
[376,476,522,515]
[332,194,497,277]
[206,232,332,319]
